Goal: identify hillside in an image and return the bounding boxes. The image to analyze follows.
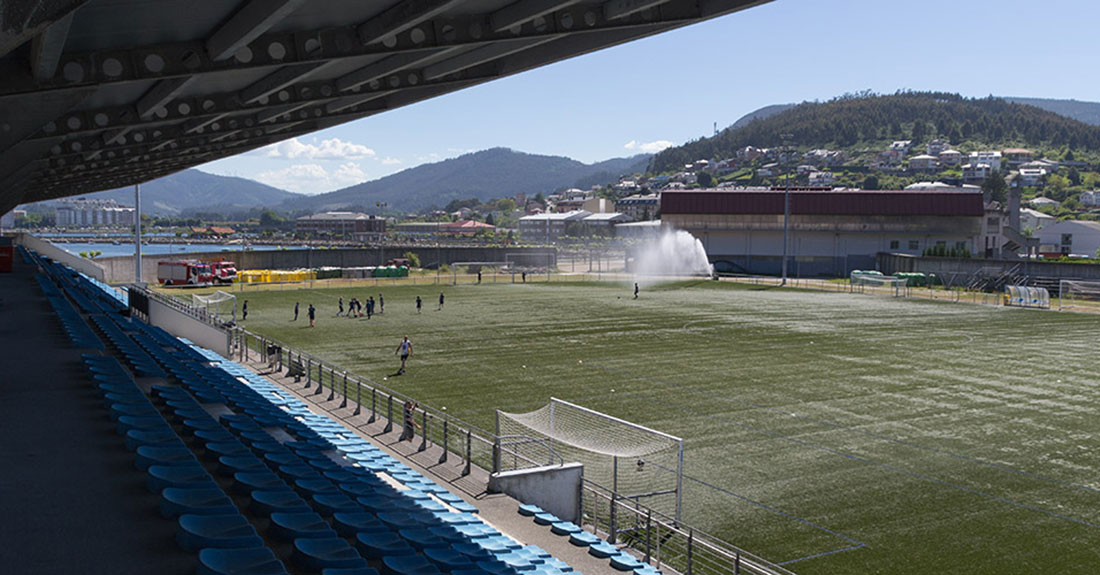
[653,92,1100,173]
[1004,97,1100,126]
[280,148,650,213]
[40,169,301,216]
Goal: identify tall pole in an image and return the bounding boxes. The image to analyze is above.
[780,133,792,286]
[134,183,142,283]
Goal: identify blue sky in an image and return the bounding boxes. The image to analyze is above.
[199,0,1100,195]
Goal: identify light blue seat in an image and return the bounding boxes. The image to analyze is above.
[550,522,583,536]
[451,542,494,562]
[176,513,263,552]
[312,493,362,516]
[292,537,368,572]
[517,504,543,516]
[532,513,558,526]
[634,565,662,575]
[332,512,389,537]
[569,531,600,547]
[355,531,416,560]
[382,555,444,575]
[160,487,237,519]
[588,542,618,558]
[450,500,480,514]
[609,554,645,572]
[269,511,338,542]
[147,464,217,492]
[197,547,288,575]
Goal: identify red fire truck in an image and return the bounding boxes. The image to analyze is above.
[157,260,215,285]
[209,261,238,283]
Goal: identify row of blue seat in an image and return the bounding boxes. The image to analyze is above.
[35,272,104,349]
[44,254,593,575]
[518,506,660,575]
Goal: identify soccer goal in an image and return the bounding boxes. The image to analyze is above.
[850,270,908,296]
[192,290,237,322]
[497,397,684,522]
[451,261,509,285]
[1058,280,1100,312]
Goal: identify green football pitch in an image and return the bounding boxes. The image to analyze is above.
[206,280,1100,575]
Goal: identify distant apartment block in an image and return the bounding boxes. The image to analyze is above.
[968,151,1002,171]
[296,211,386,240]
[616,194,660,221]
[55,199,135,227]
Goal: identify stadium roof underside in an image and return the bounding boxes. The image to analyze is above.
[0,0,771,213]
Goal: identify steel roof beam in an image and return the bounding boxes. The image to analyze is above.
[239,62,334,104]
[357,0,463,45]
[206,0,310,61]
[30,11,75,79]
[491,0,581,33]
[423,37,555,80]
[603,0,671,20]
[0,0,88,59]
[334,48,447,92]
[136,77,197,118]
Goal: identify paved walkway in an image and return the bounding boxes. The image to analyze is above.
[0,257,194,574]
[243,356,623,575]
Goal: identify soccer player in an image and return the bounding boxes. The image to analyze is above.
[366,296,374,319]
[242,300,248,320]
[634,283,639,299]
[378,293,384,314]
[416,296,422,313]
[394,335,412,374]
[293,302,299,321]
[307,304,315,327]
[337,297,344,317]
[438,292,444,311]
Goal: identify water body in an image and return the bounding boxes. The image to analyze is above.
[60,242,295,258]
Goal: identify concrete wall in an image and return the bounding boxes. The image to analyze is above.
[98,246,557,284]
[147,295,230,357]
[16,233,106,281]
[878,253,1100,282]
[489,463,583,525]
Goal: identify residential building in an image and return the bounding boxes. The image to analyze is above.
[295,211,386,240]
[582,198,615,214]
[890,140,913,154]
[872,149,905,169]
[938,149,963,166]
[905,181,969,191]
[55,198,135,227]
[554,199,586,213]
[189,226,235,238]
[1019,207,1055,231]
[1034,220,1100,256]
[1021,159,1059,173]
[1002,148,1034,164]
[439,219,495,236]
[803,149,848,167]
[962,163,993,183]
[908,154,938,172]
[518,210,590,242]
[808,171,835,185]
[660,188,984,276]
[1079,190,1100,206]
[616,194,660,221]
[1029,197,1061,210]
[927,139,951,156]
[968,151,1002,171]
[1016,168,1047,187]
[0,209,20,229]
[393,222,443,236]
[581,212,632,235]
[757,163,779,177]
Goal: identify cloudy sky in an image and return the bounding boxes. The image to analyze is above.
[199,0,1100,195]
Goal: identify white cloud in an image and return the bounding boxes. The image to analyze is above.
[255,162,368,195]
[624,139,675,154]
[261,137,376,160]
[380,156,403,165]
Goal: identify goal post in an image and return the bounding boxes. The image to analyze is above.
[451,261,510,285]
[192,290,237,322]
[1058,280,1100,312]
[850,270,908,296]
[497,397,684,523]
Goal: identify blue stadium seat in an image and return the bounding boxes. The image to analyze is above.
[518,504,543,516]
[568,532,601,547]
[269,511,339,542]
[332,512,389,537]
[147,464,218,492]
[355,531,416,560]
[176,513,263,552]
[160,487,238,518]
[588,542,618,558]
[550,522,583,536]
[197,547,288,575]
[292,538,369,572]
[382,554,444,575]
[250,489,312,517]
[609,553,645,572]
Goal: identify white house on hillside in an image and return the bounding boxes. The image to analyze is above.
[969,151,1003,171]
[938,149,963,166]
[1034,220,1100,257]
[1019,207,1054,231]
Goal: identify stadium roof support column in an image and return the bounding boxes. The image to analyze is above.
[0,0,88,59]
[205,0,309,61]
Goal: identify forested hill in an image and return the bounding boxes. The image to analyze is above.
[651,92,1100,173]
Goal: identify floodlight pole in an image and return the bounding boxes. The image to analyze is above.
[780,133,793,286]
[134,183,142,283]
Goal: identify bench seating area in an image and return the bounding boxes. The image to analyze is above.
[27,248,595,575]
[516,506,660,575]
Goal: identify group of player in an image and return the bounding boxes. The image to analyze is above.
[337,294,383,319]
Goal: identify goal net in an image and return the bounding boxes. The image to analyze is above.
[497,397,683,521]
[850,270,907,295]
[1058,280,1100,312]
[192,290,237,322]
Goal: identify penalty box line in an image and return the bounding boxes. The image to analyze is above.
[592,363,1100,496]
[591,363,1100,532]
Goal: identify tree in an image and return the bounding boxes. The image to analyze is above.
[485,213,496,226]
[259,209,285,229]
[533,192,545,205]
[402,251,421,268]
[863,174,880,190]
[981,172,1007,204]
[696,172,714,187]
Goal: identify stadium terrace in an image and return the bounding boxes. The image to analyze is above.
[661,188,985,277]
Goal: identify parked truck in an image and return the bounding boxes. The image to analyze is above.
[209,261,238,284]
[158,260,215,286]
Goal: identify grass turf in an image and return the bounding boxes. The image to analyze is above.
[200,280,1100,575]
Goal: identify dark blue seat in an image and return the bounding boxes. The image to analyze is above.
[451,542,494,562]
[160,487,237,519]
[147,464,217,492]
[218,455,267,476]
[197,547,288,575]
[250,489,311,517]
[125,428,185,451]
[117,414,169,435]
[377,511,430,530]
[295,478,341,498]
[382,554,444,575]
[332,512,388,537]
[423,547,476,571]
[398,528,448,551]
[321,567,380,575]
[136,445,197,471]
[292,538,368,572]
[233,471,288,495]
[204,441,252,460]
[355,531,416,560]
[177,513,263,552]
[312,493,362,516]
[269,511,339,542]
